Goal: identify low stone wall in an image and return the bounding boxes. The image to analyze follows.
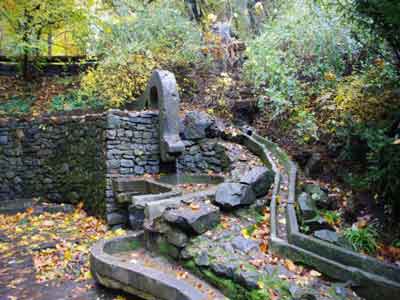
[0,113,107,215]
[0,109,234,226]
[177,139,231,173]
[0,110,161,221]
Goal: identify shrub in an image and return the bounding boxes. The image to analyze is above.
[80,54,157,108]
[333,63,400,123]
[354,0,400,68]
[244,0,361,139]
[81,0,204,107]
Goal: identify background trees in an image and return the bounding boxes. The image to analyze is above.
[0,0,93,79]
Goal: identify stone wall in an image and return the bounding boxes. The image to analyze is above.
[0,110,161,222]
[105,110,160,225]
[0,113,107,216]
[0,109,232,226]
[177,139,231,174]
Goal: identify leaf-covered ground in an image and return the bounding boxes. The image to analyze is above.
[0,204,139,300]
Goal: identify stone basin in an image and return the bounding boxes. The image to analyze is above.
[113,177,181,205]
[90,232,228,300]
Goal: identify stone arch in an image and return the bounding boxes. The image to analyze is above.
[141,70,184,162]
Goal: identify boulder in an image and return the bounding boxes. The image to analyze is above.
[182,111,214,140]
[194,251,210,267]
[166,228,189,248]
[297,192,317,221]
[163,201,220,235]
[240,166,274,198]
[304,184,332,209]
[231,236,259,254]
[210,260,237,278]
[215,183,256,209]
[233,269,260,289]
[313,229,339,244]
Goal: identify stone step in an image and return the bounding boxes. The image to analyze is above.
[144,187,217,222]
[163,200,220,235]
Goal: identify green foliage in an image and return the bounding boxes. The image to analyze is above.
[354,0,400,65]
[50,91,104,112]
[82,0,204,107]
[0,96,34,115]
[0,0,93,77]
[244,0,361,139]
[332,63,400,123]
[338,118,400,220]
[323,210,341,226]
[343,224,378,254]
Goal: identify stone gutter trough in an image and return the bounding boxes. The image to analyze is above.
[90,232,227,300]
[233,131,400,300]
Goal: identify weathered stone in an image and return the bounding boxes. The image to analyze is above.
[231,236,259,253]
[0,135,8,145]
[233,269,260,289]
[140,70,184,162]
[163,202,220,235]
[240,166,274,198]
[167,228,188,248]
[304,152,323,179]
[313,229,339,244]
[298,192,317,220]
[215,183,256,209]
[107,212,127,226]
[304,184,332,209]
[183,111,214,140]
[194,251,209,267]
[210,260,237,278]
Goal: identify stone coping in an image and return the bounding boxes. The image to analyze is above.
[0,109,158,126]
[90,232,216,300]
[233,131,400,300]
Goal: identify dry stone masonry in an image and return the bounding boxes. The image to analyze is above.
[0,108,234,226]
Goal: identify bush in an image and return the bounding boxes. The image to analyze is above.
[244,0,361,139]
[339,120,400,220]
[81,0,204,107]
[333,63,400,123]
[80,54,157,108]
[354,0,400,68]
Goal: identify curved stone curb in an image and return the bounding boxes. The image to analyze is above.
[90,232,212,300]
[240,132,400,300]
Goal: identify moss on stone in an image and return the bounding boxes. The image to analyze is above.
[44,121,107,217]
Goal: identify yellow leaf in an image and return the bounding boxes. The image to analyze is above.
[284,259,297,272]
[64,250,73,261]
[257,280,265,289]
[241,228,250,239]
[309,270,321,277]
[189,203,200,211]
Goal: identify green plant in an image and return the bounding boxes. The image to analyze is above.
[323,210,341,226]
[81,0,204,107]
[0,96,35,115]
[343,224,378,254]
[243,0,361,140]
[49,91,103,112]
[354,0,400,69]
